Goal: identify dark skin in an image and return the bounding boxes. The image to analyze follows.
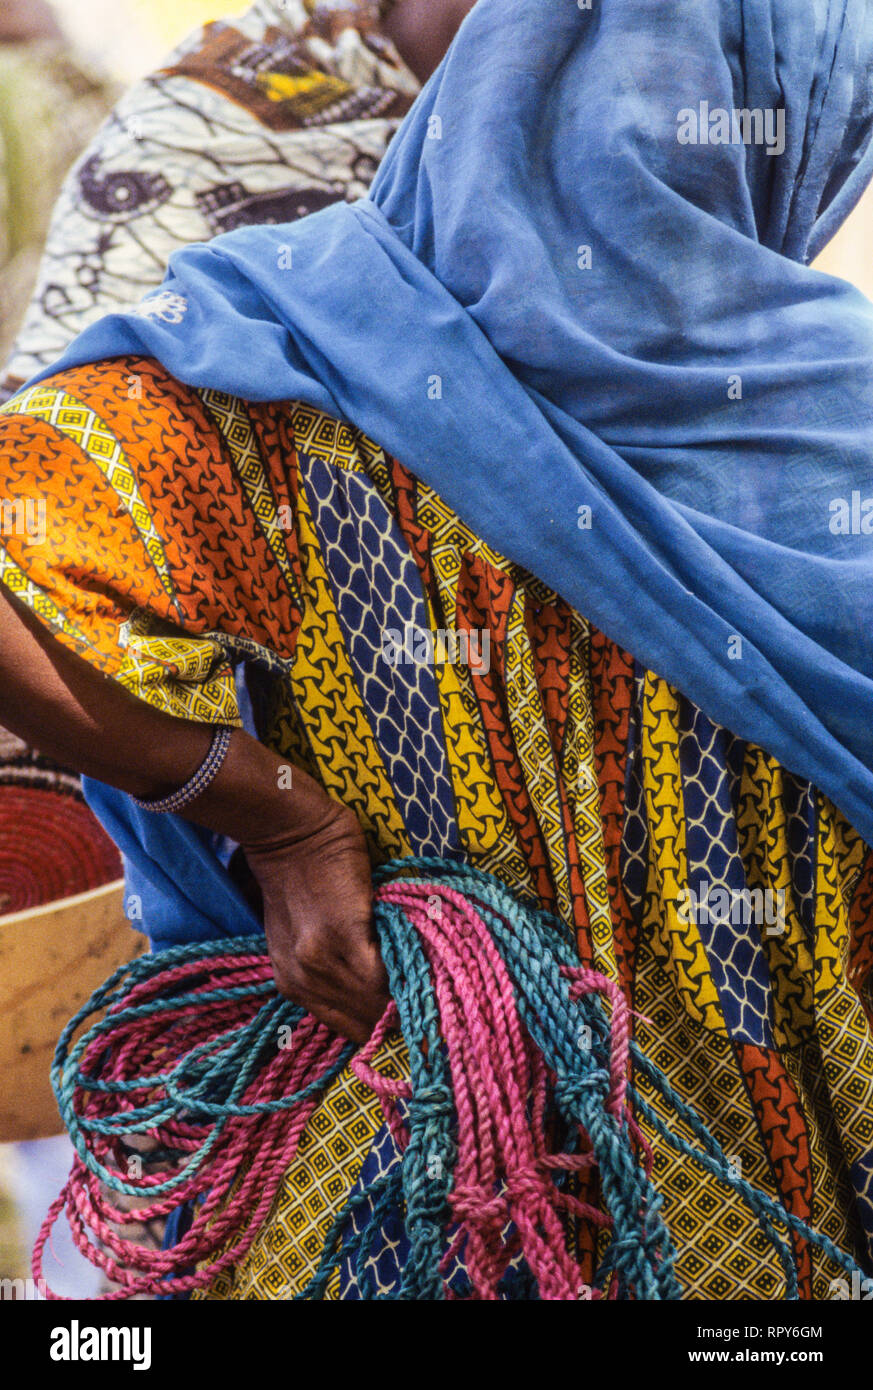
[0,590,384,1043]
[0,3,476,1047]
[0,0,62,44]
[382,0,477,84]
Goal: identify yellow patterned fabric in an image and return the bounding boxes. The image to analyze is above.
[1,357,872,1299]
[203,1034,409,1300]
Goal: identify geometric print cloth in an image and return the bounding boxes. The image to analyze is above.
[1,357,872,1300]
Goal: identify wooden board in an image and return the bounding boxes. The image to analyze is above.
[0,880,145,1141]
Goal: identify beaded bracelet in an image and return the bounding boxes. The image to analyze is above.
[132,725,234,814]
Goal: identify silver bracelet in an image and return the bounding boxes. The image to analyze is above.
[132,725,234,814]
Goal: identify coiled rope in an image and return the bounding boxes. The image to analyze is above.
[36,858,866,1300]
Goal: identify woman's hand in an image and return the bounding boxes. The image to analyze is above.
[242,798,389,1045]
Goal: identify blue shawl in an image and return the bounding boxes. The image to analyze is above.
[30,0,873,932]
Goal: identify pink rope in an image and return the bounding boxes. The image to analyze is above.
[353,884,631,1299]
[36,880,642,1299]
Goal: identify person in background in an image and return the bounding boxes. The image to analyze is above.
[0,0,110,370]
[0,0,481,403]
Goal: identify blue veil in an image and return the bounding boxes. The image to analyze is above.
[31,0,873,934]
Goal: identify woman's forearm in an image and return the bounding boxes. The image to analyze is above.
[0,586,334,845]
[0,586,388,1040]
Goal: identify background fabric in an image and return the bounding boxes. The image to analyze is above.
[1,0,416,399]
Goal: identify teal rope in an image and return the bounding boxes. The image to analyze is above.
[53,947,353,1199]
[52,855,869,1299]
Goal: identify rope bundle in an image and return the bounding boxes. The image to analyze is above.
[37,858,866,1300]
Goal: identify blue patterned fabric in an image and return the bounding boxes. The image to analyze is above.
[302,453,459,856]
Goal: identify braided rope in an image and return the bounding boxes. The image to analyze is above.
[35,857,866,1300]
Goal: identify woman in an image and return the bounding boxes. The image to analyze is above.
[1,0,872,1299]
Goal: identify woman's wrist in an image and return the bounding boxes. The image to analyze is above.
[176,726,344,849]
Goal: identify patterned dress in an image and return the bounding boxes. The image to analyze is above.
[1,358,872,1300]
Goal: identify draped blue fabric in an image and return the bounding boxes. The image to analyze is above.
[83,777,260,949]
[35,0,873,902]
